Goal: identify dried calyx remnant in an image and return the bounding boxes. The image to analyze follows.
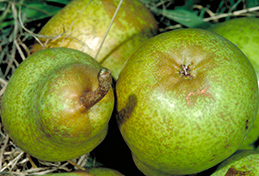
[179,64,193,78]
[80,67,112,109]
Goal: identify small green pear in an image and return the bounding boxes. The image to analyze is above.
[207,17,259,150]
[211,150,259,176]
[116,28,259,175]
[1,47,114,162]
[43,171,91,176]
[84,167,125,176]
[31,0,158,79]
[42,167,124,176]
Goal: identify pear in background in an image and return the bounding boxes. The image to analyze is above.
[211,150,259,176]
[31,0,158,79]
[207,17,259,150]
[43,167,125,176]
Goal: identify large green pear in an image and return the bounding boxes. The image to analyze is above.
[116,28,259,175]
[42,167,124,176]
[211,150,259,176]
[31,0,158,79]
[1,47,114,162]
[207,17,259,150]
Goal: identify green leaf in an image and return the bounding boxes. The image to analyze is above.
[216,1,227,13]
[153,8,211,28]
[229,0,243,12]
[179,0,194,11]
[20,1,69,23]
[246,0,259,7]
[21,3,60,20]
[44,0,71,3]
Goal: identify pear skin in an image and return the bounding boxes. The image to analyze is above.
[42,168,124,176]
[207,17,259,150]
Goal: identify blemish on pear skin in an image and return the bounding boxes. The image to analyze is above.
[185,91,194,105]
[185,85,213,105]
[117,94,137,127]
[225,167,251,176]
[225,143,231,148]
[245,119,249,130]
[210,155,216,161]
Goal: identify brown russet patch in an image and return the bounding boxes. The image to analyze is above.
[225,167,252,176]
[116,94,137,127]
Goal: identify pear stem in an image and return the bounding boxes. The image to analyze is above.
[80,68,112,109]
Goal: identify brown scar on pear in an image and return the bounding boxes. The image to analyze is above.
[225,167,252,176]
[245,119,249,131]
[116,94,137,127]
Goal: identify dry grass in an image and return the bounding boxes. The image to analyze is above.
[0,0,259,175]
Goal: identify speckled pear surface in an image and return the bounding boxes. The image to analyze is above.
[31,0,158,79]
[43,167,125,176]
[42,171,91,176]
[84,167,125,176]
[211,150,259,176]
[116,28,259,175]
[208,17,259,150]
[1,47,114,162]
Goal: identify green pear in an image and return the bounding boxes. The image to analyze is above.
[1,47,114,162]
[211,150,259,176]
[84,167,125,176]
[115,28,259,175]
[31,0,158,79]
[42,171,91,176]
[207,17,259,150]
[42,167,125,176]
